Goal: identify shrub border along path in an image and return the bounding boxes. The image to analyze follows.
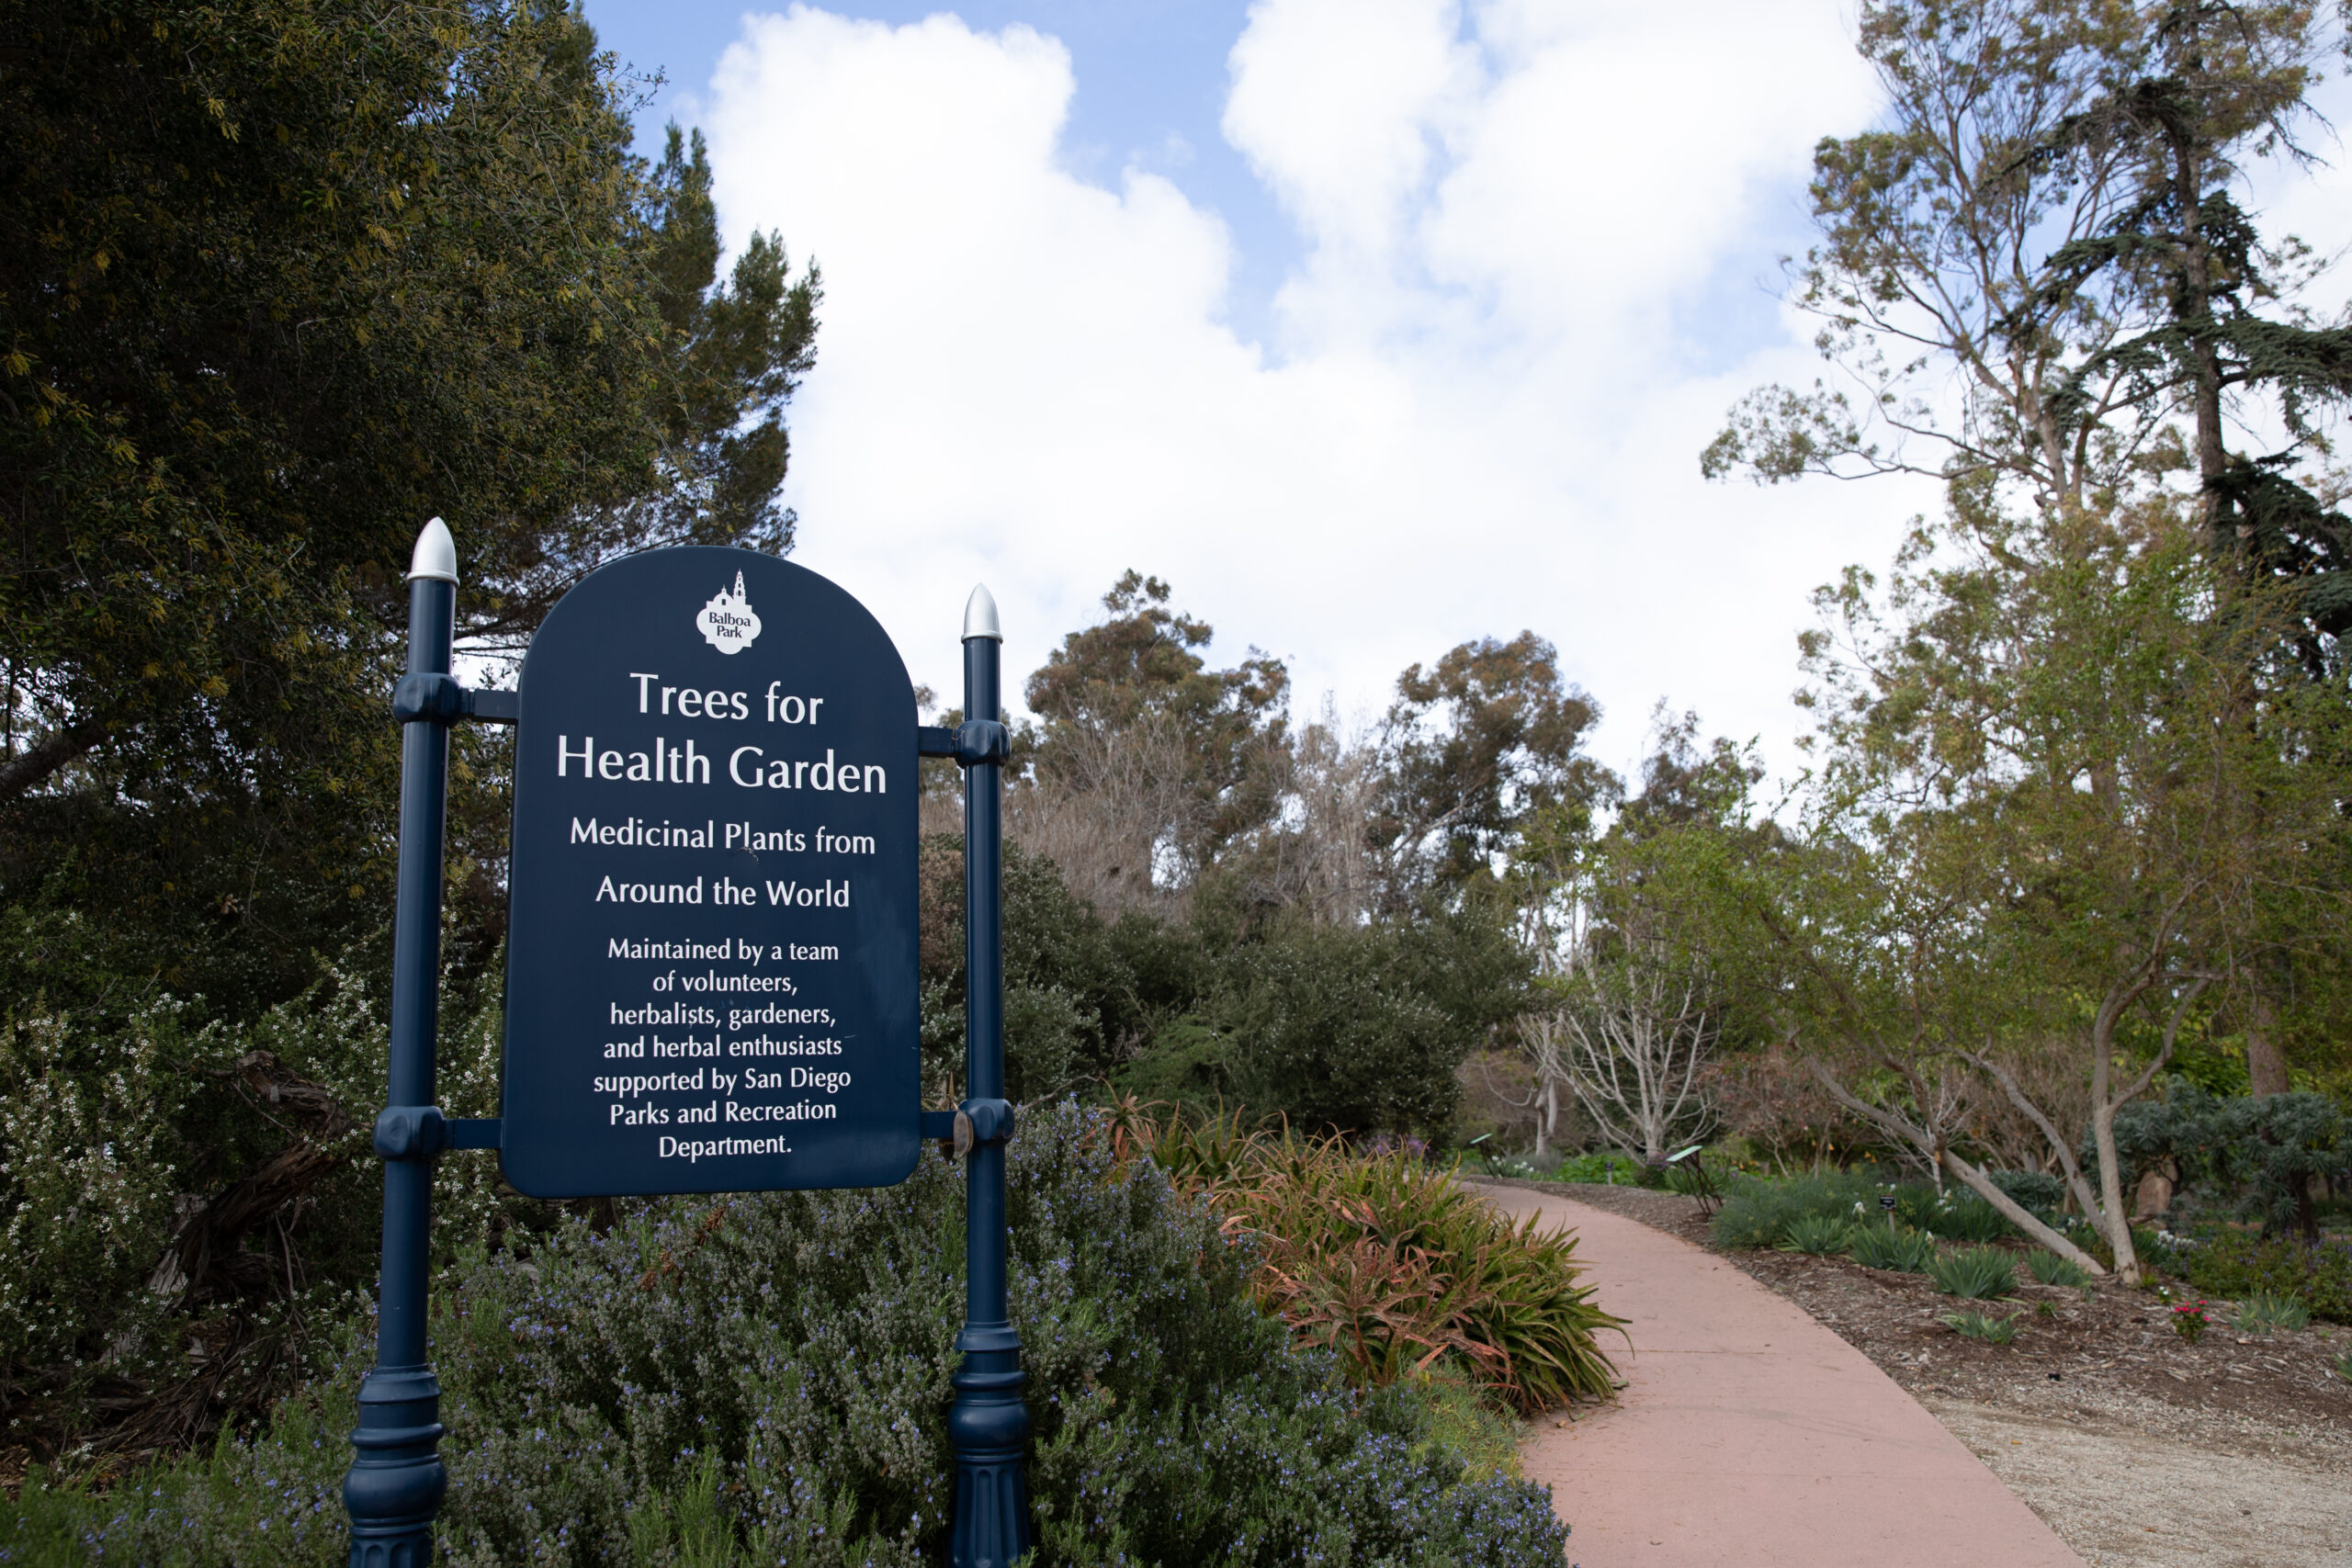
[1478,1185,2088,1568]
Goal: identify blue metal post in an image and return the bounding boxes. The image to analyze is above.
[345,520,460,1568]
[948,585,1030,1568]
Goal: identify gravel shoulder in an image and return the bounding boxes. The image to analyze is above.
[1498,1178,2352,1568]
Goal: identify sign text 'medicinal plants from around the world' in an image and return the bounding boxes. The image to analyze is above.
[499,548,922,1199]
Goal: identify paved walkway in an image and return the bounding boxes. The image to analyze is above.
[1481,1185,2087,1568]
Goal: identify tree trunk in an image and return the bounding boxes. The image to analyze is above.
[0,718,108,802]
[2088,1010,2143,1284]
[1805,1062,2108,1275]
[1939,1149,2108,1277]
[1964,1047,2106,1223]
[2244,987,2290,1096]
[2166,19,2229,534]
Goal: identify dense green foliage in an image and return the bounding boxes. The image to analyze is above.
[1847,1224,1938,1274]
[1118,923,1489,1134]
[1708,1174,2021,1253]
[0,0,829,1465]
[2,0,820,1009]
[912,834,1525,1134]
[3,1105,1572,1567]
[1671,0,2352,1293]
[1987,1170,2067,1220]
[1777,1214,1851,1257]
[2177,1231,2352,1325]
[2108,1081,2349,1238]
[0,951,512,1461]
[1710,1175,1871,1251]
[1539,1151,1646,1184]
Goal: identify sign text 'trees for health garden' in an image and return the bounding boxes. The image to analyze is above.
[500,548,921,1197]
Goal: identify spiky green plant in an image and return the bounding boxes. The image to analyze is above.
[1929,1246,2019,1300]
[1848,1224,1938,1273]
[2026,1249,2091,1288]
[1923,1190,2014,1243]
[1939,1310,2019,1344]
[2236,1292,2311,1334]
[1709,1173,1875,1249]
[1778,1213,1854,1255]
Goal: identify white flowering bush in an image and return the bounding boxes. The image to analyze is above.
[0,911,524,1462]
[0,1002,198,1373]
[10,1103,1570,1566]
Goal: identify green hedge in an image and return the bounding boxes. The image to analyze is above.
[1710,1174,2018,1251]
[2177,1232,2352,1323]
[5,1103,1569,1566]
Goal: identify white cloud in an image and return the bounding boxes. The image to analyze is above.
[704,1,1936,780]
[1224,0,1477,263]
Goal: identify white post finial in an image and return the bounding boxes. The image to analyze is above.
[407,517,458,584]
[962,583,1002,642]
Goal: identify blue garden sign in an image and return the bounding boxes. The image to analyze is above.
[500,547,920,1197]
[344,523,1029,1568]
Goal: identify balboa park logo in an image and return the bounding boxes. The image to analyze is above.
[695,572,763,655]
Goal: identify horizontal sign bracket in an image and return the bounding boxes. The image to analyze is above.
[446,1117,503,1149]
[390,673,518,727]
[462,687,518,725]
[916,720,1011,767]
[920,1110,957,1141]
[371,1106,502,1158]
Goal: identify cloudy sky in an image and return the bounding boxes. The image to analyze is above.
[580,0,2350,783]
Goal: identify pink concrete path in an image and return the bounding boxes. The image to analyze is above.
[1482,1185,2087,1568]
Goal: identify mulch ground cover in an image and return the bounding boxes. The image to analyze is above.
[1496,1177,2352,1461]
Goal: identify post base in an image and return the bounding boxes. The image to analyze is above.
[948,1359,1031,1568]
[344,1363,446,1568]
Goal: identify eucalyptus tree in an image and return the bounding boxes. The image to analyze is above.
[1019,571,1291,904]
[1371,632,1613,914]
[1704,0,2348,530]
[1704,0,2352,1092]
[1788,500,2346,1281]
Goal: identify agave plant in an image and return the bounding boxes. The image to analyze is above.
[1778,1213,1852,1256]
[1939,1310,2019,1345]
[2025,1249,2091,1289]
[1848,1224,1937,1273]
[2235,1292,2311,1334]
[1109,1098,1629,1412]
[1928,1246,2018,1300]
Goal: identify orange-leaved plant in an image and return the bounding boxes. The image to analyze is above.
[1107,1100,1625,1412]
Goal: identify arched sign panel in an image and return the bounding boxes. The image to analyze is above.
[500,547,920,1197]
